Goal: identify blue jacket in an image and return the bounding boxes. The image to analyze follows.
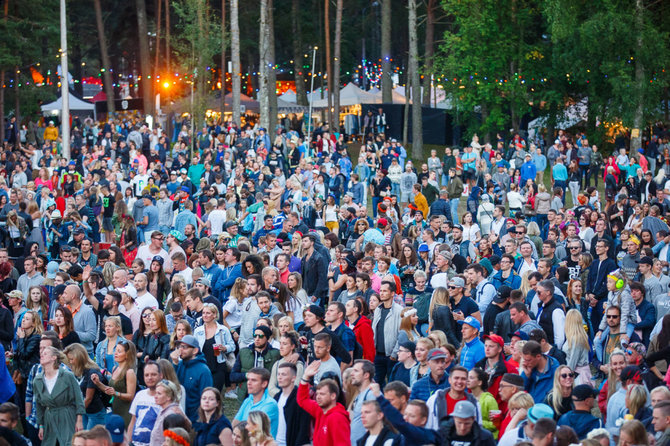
[520,161,537,183]
[377,395,441,445]
[214,263,243,303]
[0,344,15,404]
[410,372,448,402]
[521,354,560,404]
[176,354,214,422]
[459,337,485,370]
[586,258,617,300]
[201,264,223,299]
[557,410,602,439]
[429,198,450,220]
[635,299,656,346]
[490,270,522,290]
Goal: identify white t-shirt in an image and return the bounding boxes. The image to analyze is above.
[174,267,193,287]
[222,298,247,329]
[276,392,289,446]
[208,209,227,235]
[136,245,173,273]
[136,292,159,311]
[129,389,161,446]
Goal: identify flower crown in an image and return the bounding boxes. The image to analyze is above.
[164,430,189,446]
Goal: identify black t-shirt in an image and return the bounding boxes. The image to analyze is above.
[102,194,115,218]
[375,306,390,354]
[371,177,392,196]
[80,369,106,414]
[565,258,581,280]
[451,296,480,318]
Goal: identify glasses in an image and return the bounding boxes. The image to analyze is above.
[606,315,620,319]
[398,349,410,354]
[626,349,634,355]
[153,236,164,241]
[560,373,575,379]
[447,286,458,290]
[142,313,152,319]
[253,334,266,339]
[569,246,581,250]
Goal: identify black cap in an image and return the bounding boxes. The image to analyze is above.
[67,264,83,277]
[54,284,67,298]
[151,255,164,266]
[254,325,273,339]
[501,373,525,387]
[620,366,642,383]
[636,256,654,266]
[73,227,86,235]
[494,285,512,303]
[399,341,416,356]
[452,224,463,231]
[306,304,325,319]
[572,384,598,401]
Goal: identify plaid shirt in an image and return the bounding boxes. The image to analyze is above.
[25,362,70,428]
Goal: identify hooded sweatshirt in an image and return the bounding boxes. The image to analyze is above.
[175,353,213,422]
[347,315,375,361]
[297,382,351,446]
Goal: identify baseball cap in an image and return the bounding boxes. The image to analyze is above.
[483,334,504,348]
[494,285,512,303]
[510,330,530,341]
[105,414,125,443]
[177,335,199,348]
[527,404,554,423]
[51,210,62,219]
[448,277,465,288]
[451,400,477,419]
[399,341,416,355]
[196,277,211,288]
[377,218,388,227]
[306,304,325,319]
[489,255,501,266]
[452,224,463,231]
[619,366,642,383]
[572,384,598,401]
[180,168,187,174]
[427,348,447,361]
[457,315,481,331]
[46,261,59,279]
[170,170,177,175]
[501,373,525,388]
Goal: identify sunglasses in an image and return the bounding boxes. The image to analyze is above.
[253,334,266,339]
[626,349,634,355]
[560,373,575,379]
[606,315,620,319]
[447,286,458,290]
[142,313,152,319]
[569,246,581,250]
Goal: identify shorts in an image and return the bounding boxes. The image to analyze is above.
[325,221,339,232]
[103,217,114,232]
[462,169,475,181]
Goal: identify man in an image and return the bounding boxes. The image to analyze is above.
[215,247,243,302]
[636,257,664,309]
[349,359,377,444]
[198,250,223,298]
[490,254,522,290]
[447,168,464,224]
[652,400,670,446]
[273,362,311,446]
[173,334,213,421]
[0,403,30,446]
[556,384,602,439]
[411,348,450,401]
[171,252,193,287]
[589,219,615,259]
[133,273,160,310]
[310,332,343,385]
[529,328,567,365]
[77,237,97,268]
[535,279,565,347]
[325,302,356,369]
[628,282,657,349]
[136,231,172,273]
[483,286,511,335]
[586,239,618,333]
[208,198,227,236]
[429,251,452,289]
[230,325,280,401]
[297,361,351,445]
[425,365,479,429]
[383,381,410,413]
[520,153,537,184]
[63,284,97,355]
[449,224,476,262]
[302,304,351,366]
[126,361,163,446]
[515,241,538,277]
[520,340,560,403]
[357,400,399,446]
[530,417,557,446]
[595,305,630,367]
[447,277,481,343]
[253,214,277,246]
[474,334,517,402]
[458,316,485,370]
[233,367,279,437]
[372,281,403,385]
[6,290,26,330]
[17,256,44,299]
[466,263,497,315]
[82,282,133,341]
[438,400,496,446]
[138,194,159,241]
[301,234,328,304]
[621,236,641,281]
[498,373,525,420]
[112,269,138,301]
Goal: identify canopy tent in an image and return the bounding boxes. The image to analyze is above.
[310,83,377,108]
[41,92,96,120]
[277,98,307,113]
[91,90,107,103]
[278,90,297,103]
[167,92,260,114]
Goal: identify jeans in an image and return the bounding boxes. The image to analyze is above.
[591,167,601,187]
[579,164,590,189]
[84,410,107,429]
[536,214,548,231]
[372,196,381,217]
[569,181,581,207]
[450,198,460,224]
[374,354,394,386]
[554,180,567,205]
[594,323,635,362]
[648,156,657,176]
[391,182,400,197]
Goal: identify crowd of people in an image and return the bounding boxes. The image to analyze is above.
[2,112,670,446]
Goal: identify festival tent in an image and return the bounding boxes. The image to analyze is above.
[278,90,297,103]
[310,83,377,108]
[41,92,96,119]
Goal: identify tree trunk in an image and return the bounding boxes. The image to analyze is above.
[332,0,342,133]
[230,0,240,125]
[324,0,332,127]
[154,0,162,102]
[165,0,171,73]
[409,0,422,158]
[94,0,115,114]
[0,0,9,143]
[220,0,226,119]
[258,0,270,130]
[380,0,392,103]
[267,0,277,133]
[14,66,19,144]
[422,0,435,105]
[403,64,410,147]
[136,0,153,115]
[631,0,644,150]
[291,0,307,106]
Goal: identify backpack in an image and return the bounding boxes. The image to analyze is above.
[413,290,432,324]
[352,337,364,360]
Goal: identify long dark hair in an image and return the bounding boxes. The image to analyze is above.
[243,255,264,277]
[658,314,670,348]
[399,244,419,267]
[270,281,293,313]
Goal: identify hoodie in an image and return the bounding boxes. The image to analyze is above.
[520,354,560,404]
[297,382,350,446]
[175,353,213,422]
[347,316,375,361]
[557,410,602,439]
[438,417,496,446]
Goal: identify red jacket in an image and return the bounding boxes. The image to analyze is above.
[347,315,375,361]
[297,382,350,446]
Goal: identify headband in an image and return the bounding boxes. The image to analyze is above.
[403,308,418,318]
[164,430,189,446]
[607,274,620,282]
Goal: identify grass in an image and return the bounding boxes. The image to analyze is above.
[223,396,242,420]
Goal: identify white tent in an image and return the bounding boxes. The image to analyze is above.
[311,83,377,108]
[278,90,297,103]
[41,93,95,115]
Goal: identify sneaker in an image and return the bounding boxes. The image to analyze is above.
[225,390,238,399]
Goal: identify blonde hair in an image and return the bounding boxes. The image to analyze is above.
[169,320,193,350]
[626,384,648,418]
[64,343,99,377]
[428,330,448,348]
[156,379,180,402]
[22,310,44,335]
[247,411,273,443]
[508,391,534,410]
[549,365,574,414]
[399,308,419,342]
[564,309,589,350]
[607,350,626,400]
[428,287,449,325]
[104,316,122,334]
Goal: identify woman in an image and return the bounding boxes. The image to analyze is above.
[165,427,193,446]
[146,257,170,308]
[64,343,108,429]
[467,367,499,439]
[598,349,626,419]
[462,212,481,243]
[169,319,193,350]
[625,384,652,428]
[393,307,420,358]
[544,365,575,420]
[243,255,265,277]
[0,262,15,295]
[142,309,171,365]
[398,245,424,293]
[500,391,535,438]
[92,339,137,427]
[388,340,417,387]
[268,332,305,397]
[133,307,155,364]
[33,346,85,446]
[13,310,42,405]
[194,387,233,446]
[409,337,435,386]
[53,306,81,348]
[26,201,44,250]
[270,281,303,323]
[429,287,460,346]
[95,316,123,372]
[287,272,310,311]
[150,379,187,446]
[647,314,670,382]
[618,419,650,446]
[222,277,248,335]
[246,411,276,446]
[565,279,592,338]
[568,160,581,206]
[562,309,591,385]
[6,210,28,259]
[193,303,236,391]
[26,286,49,327]
[639,229,655,251]
[120,215,138,266]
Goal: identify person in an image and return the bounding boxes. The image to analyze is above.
[233,367,279,438]
[300,234,328,304]
[63,343,108,430]
[356,400,399,446]
[126,360,163,446]
[556,384,601,439]
[535,279,566,348]
[372,281,403,385]
[458,315,485,370]
[163,427,192,446]
[467,367,500,438]
[618,419,651,446]
[231,325,281,401]
[273,362,311,446]
[388,340,417,386]
[245,410,276,446]
[520,340,560,403]
[497,374,526,434]
[193,303,235,391]
[33,346,85,446]
[63,284,97,355]
[438,400,496,446]
[92,338,138,427]
[497,403,555,446]
[474,333,517,402]
[193,387,233,446]
[348,359,377,444]
[411,347,450,401]
[172,334,214,422]
[562,309,591,384]
[652,400,670,446]
[0,402,30,446]
[297,360,351,445]
[425,365,479,429]
[545,365,576,420]
[149,379,187,446]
